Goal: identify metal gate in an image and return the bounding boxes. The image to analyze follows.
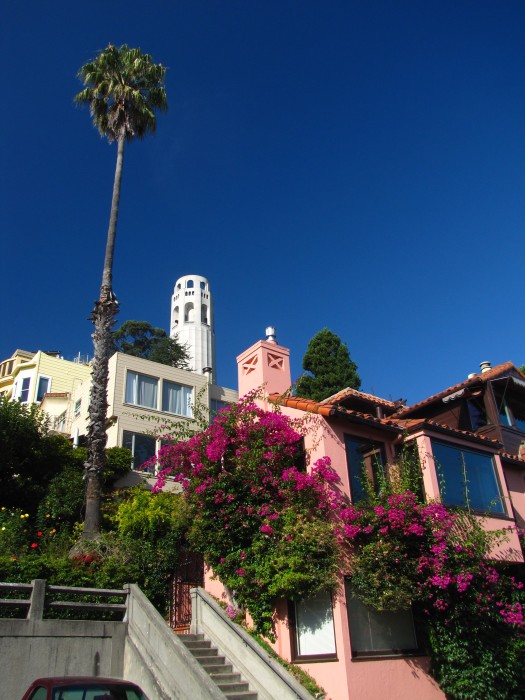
[169,550,204,633]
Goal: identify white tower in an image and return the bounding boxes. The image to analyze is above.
[170,274,216,383]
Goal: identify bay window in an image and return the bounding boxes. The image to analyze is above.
[431,441,505,514]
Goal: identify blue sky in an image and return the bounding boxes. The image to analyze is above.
[1,1,524,405]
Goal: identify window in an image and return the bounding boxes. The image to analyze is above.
[19,377,31,403]
[210,398,229,413]
[123,431,156,470]
[466,398,487,431]
[184,302,194,322]
[431,441,505,514]
[346,582,418,657]
[345,436,385,502]
[73,399,81,417]
[162,381,192,417]
[289,590,337,661]
[125,371,158,409]
[55,411,67,432]
[36,376,51,402]
[498,397,525,432]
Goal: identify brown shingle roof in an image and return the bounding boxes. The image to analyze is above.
[386,416,502,447]
[392,361,517,417]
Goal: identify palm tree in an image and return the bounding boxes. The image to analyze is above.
[75,44,167,539]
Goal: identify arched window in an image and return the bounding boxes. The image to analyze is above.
[201,304,208,324]
[173,306,179,326]
[187,279,194,288]
[184,302,194,322]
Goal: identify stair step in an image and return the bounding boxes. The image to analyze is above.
[180,633,205,642]
[188,646,218,657]
[200,659,233,674]
[216,681,250,692]
[182,639,212,650]
[210,672,242,683]
[183,632,257,699]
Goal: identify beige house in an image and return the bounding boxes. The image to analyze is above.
[69,352,237,469]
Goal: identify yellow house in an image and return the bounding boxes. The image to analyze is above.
[0,349,92,430]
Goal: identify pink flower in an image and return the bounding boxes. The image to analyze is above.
[260,524,274,534]
[235,569,245,576]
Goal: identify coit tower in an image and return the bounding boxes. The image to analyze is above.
[170,274,216,383]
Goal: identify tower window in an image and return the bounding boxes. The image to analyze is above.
[201,304,208,324]
[200,281,206,290]
[184,302,194,322]
[187,280,194,288]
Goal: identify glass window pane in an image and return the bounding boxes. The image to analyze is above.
[346,583,417,655]
[295,591,336,656]
[432,441,504,514]
[432,442,466,508]
[345,436,367,502]
[123,430,156,470]
[125,371,158,409]
[162,381,192,417]
[36,376,50,401]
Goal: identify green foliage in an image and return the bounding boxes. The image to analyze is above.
[104,446,133,485]
[295,329,361,402]
[111,320,190,369]
[0,487,190,619]
[0,399,82,514]
[75,44,167,143]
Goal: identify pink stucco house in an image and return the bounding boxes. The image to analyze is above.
[204,333,525,700]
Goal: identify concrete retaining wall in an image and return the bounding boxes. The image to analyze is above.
[0,617,126,699]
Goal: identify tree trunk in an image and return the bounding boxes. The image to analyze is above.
[81,135,125,540]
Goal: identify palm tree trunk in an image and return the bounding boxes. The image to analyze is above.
[82,135,125,539]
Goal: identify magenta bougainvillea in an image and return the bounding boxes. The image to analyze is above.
[153,393,340,637]
[340,490,524,626]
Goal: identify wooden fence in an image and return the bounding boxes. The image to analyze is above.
[0,579,128,621]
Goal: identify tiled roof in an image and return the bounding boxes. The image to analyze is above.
[321,386,397,408]
[500,451,525,466]
[392,361,516,417]
[269,393,401,432]
[387,417,502,447]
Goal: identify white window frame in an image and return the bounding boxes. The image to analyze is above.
[35,375,51,402]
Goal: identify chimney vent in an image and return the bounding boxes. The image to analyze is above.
[480,361,492,373]
[265,326,277,343]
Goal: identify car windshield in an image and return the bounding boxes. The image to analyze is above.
[51,684,147,700]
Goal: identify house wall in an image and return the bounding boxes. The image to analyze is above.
[69,353,238,465]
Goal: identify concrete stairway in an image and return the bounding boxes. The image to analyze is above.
[180,633,258,700]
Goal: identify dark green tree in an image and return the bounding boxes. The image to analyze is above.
[295,329,361,402]
[112,320,189,368]
[75,44,167,538]
[0,398,66,514]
